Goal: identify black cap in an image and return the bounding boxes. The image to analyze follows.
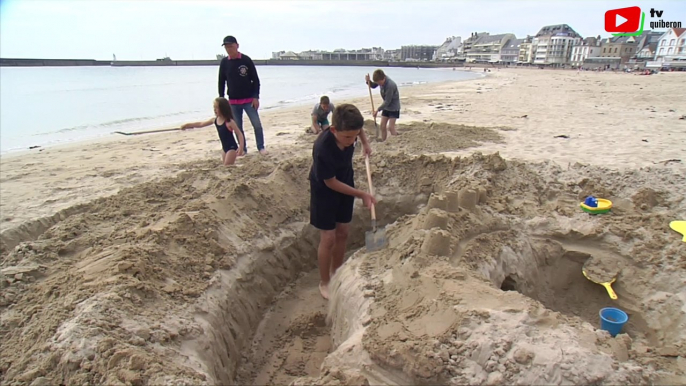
[221,36,238,46]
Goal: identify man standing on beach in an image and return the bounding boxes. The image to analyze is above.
[218,35,266,155]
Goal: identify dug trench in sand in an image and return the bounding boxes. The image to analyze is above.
[299,153,686,386]
[0,122,505,385]
[2,143,686,385]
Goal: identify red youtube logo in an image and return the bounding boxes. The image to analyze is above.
[605,6,641,33]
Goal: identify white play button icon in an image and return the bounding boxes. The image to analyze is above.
[616,14,628,27]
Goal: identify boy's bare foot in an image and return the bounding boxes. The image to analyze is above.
[319,281,329,300]
[259,149,268,155]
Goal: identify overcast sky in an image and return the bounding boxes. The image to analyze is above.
[1,0,684,60]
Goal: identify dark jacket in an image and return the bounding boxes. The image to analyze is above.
[218,53,260,100]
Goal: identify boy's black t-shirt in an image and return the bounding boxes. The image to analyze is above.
[309,128,354,190]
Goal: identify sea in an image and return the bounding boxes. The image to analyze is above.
[0,65,480,154]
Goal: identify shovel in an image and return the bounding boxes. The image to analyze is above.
[364,155,387,252]
[582,255,620,300]
[366,73,380,139]
[669,220,686,242]
[114,128,181,136]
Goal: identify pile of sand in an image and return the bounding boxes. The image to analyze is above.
[361,120,506,155]
[1,148,684,385]
[0,153,317,385]
[314,152,686,385]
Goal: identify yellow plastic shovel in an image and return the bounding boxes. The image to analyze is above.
[582,270,618,300]
[582,257,619,300]
[669,221,686,242]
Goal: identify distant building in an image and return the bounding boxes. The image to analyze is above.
[625,31,663,68]
[653,28,686,62]
[435,36,463,61]
[271,47,383,61]
[646,27,686,69]
[597,35,643,68]
[636,43,658,61]
[463,32,487,57]
[532,24,582,66]
[570,36,601,67]
[632,32,661,66]
[321,47,383,61]
[276,51,300,60]
[384,49,400,61]
[636,31,665,52]
[401,45,439,61]
[500,38,523,64]
[466,33,515,63]
[518,36,534,64]
[298,50,324,60]
[585,32,662,69]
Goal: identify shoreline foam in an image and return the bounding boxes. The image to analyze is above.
[0,68,482,156]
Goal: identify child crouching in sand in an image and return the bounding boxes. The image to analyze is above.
[309,103,375,300]
[181,97,245,166]
[311,96,334,134]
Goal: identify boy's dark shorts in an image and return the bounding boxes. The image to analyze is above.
[310,180,354,231]
[382,110,400,119]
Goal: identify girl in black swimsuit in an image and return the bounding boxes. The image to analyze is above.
[181,97,245,166]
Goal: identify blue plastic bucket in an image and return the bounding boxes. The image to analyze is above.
[599,307,628,337]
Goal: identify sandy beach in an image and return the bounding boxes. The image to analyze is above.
[1,68,685,385]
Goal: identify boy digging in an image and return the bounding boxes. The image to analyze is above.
[365,69,400,141]
[311,96,335,134]
[309,103,375,300]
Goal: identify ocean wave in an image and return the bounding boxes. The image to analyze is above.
[399,81,428,86]
[273,86,362,106]
[275,93,326,106]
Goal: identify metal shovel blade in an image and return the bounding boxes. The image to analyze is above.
[365,226,387,252]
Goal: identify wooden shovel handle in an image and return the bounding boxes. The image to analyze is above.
[364,155,376,221]
[366,74,378,126]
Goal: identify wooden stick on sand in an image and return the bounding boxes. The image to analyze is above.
[114,128,181,136]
